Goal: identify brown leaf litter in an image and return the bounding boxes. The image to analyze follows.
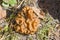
[0,5,6,30]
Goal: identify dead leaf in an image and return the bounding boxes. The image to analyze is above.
[0,5,6,19]
[31,6,45,19]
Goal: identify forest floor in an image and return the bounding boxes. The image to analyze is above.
[0,0,60,40]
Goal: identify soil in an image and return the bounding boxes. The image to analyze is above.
[38,0,60,21]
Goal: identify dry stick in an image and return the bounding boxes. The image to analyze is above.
[16,0,24,9]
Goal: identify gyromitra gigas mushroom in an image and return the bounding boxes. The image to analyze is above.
[10,6,40,34]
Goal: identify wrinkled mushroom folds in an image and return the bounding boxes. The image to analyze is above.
[10,6,40,34]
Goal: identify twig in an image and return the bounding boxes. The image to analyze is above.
[17,0,24,9]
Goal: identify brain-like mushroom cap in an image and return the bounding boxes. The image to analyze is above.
[10,6,40,34]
